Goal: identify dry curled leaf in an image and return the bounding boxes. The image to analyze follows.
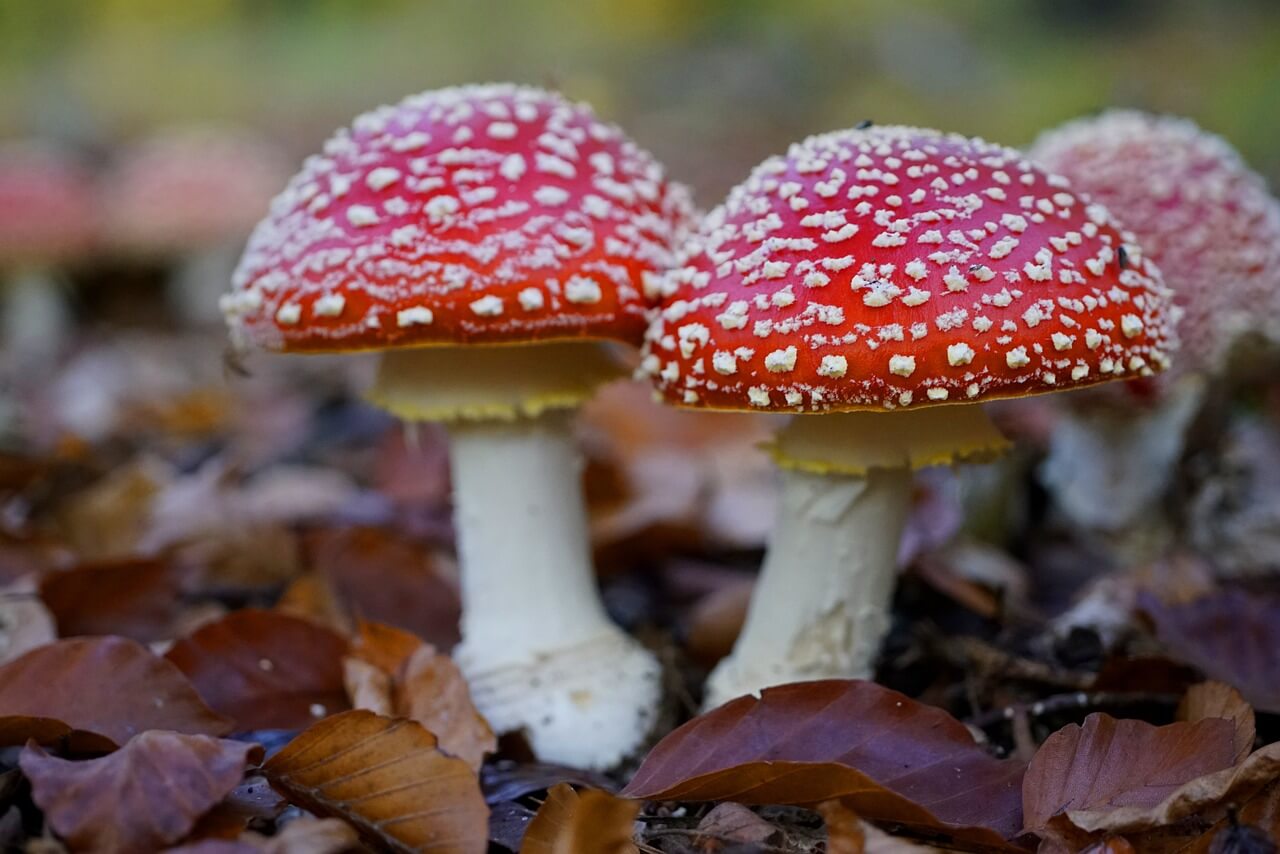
[1139,588,1280,713]
[1022,713,1239,835]
[345,622,494,772]
[520,784,638,854]
[0,636,230,746]
[166,609,350,730]
[624,680,1025,848]
[262,709,488,854]
[1178,682,1255,764]
[21,731,261,854]
[695,802,778,848]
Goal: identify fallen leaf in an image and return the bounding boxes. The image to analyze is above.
[38,558,183,642]
[1022,713,1239,834]
[481,762,617,804]
[695,802,778,848]
[306,527,461,651]
[1178,682,1255,764]
[1139,588,1280,712]
[1067,742,1280,835]
[53,457,169,560]
[22,731,261,854]
[275,575,351,635]
[819,801,946,853]
[345,623,495,772]
[343,656,395,716]
[0,576,57,664]
[520,784,638,854]
[165,609,350,730]
[262,709,488,854]
[350,619,423,674]
[187,775,286,841]
[0,636,230,746]
[165,816,359,854]
[396,645,496,772]
[623,680,1025,848]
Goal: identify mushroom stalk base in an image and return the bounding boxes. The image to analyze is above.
[3,268,69,366]
[703,464,912,710]
[445,411,661,769]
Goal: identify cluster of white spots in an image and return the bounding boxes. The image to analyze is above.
[1031,109,1280,386]
[639,124,1178,412]
[223,84,695,351]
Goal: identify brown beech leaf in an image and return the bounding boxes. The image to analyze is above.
[39,558,182,642]
[520,783,638,854]
[1178,682,1255,764]
[166,816,360,854]
[21,731,261,854]
[1066,741,1280,835]
[819,801,946,853]
[275,574,351,635]
[165,609,350,730]
[0,636,230,746]
[396,645,496,772]
[623,680,1025,848]
[305,527,461,651]
[346,622,495,772]
[1022,713,1238,834]
[1139,588,1280,713]
[262,709,488,854]
[695,802,778,848]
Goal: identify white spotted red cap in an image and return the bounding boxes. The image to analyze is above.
[222,84,695,353]
[640,124,1179,412]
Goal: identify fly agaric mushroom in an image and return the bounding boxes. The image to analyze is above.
[104,128,290,325]
[1030,111,1280,538]
[222,85,694,768]
[0,142,95,363]
[640,124,1177,708]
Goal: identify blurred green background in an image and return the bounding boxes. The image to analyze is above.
[2,0,1278,200]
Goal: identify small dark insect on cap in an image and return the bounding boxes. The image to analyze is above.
[855,119,874,130]
[1117,245,1130,270]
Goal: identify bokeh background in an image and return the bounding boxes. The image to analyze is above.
[4,0,1279,200]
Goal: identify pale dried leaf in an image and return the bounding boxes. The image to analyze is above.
[520,784,638,854]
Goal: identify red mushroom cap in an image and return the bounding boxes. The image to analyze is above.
[1031,110,1280,383]
[640,125,1178,412]
[222,84,695,353]
[0,142,96,264]
[104,127,291,257]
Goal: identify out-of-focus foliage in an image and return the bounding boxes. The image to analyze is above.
[1,0,1277,199]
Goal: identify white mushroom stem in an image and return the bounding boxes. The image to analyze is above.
[3,267,70,366]
[704,406,1008,710]
[1040,376,1205,546]
[370,343,660,770]
[704,465,911,708]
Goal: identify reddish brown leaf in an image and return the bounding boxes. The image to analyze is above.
[305,527,461,650]
[350,619,424,674]
[0,717,116,754]
[395,644,496,772]
[695,802,778,848]
[0,636,230,746]
[39,558,182,642]
[1066,742,1280,835]
[345,622,495,771]
[165,609,350,730]
[623,680,1025,848]
[262,709,488,854]
[21,731,261,854]
[1022,713,1239,834]
[1178,682,1255,764]
[520,784,638,854]
[275,574,351,635]
[1139,588,1280,713]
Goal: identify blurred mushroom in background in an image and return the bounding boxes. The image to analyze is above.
[0,141,96,369]
[100,127,290,327]
[1031,111,1280,560]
